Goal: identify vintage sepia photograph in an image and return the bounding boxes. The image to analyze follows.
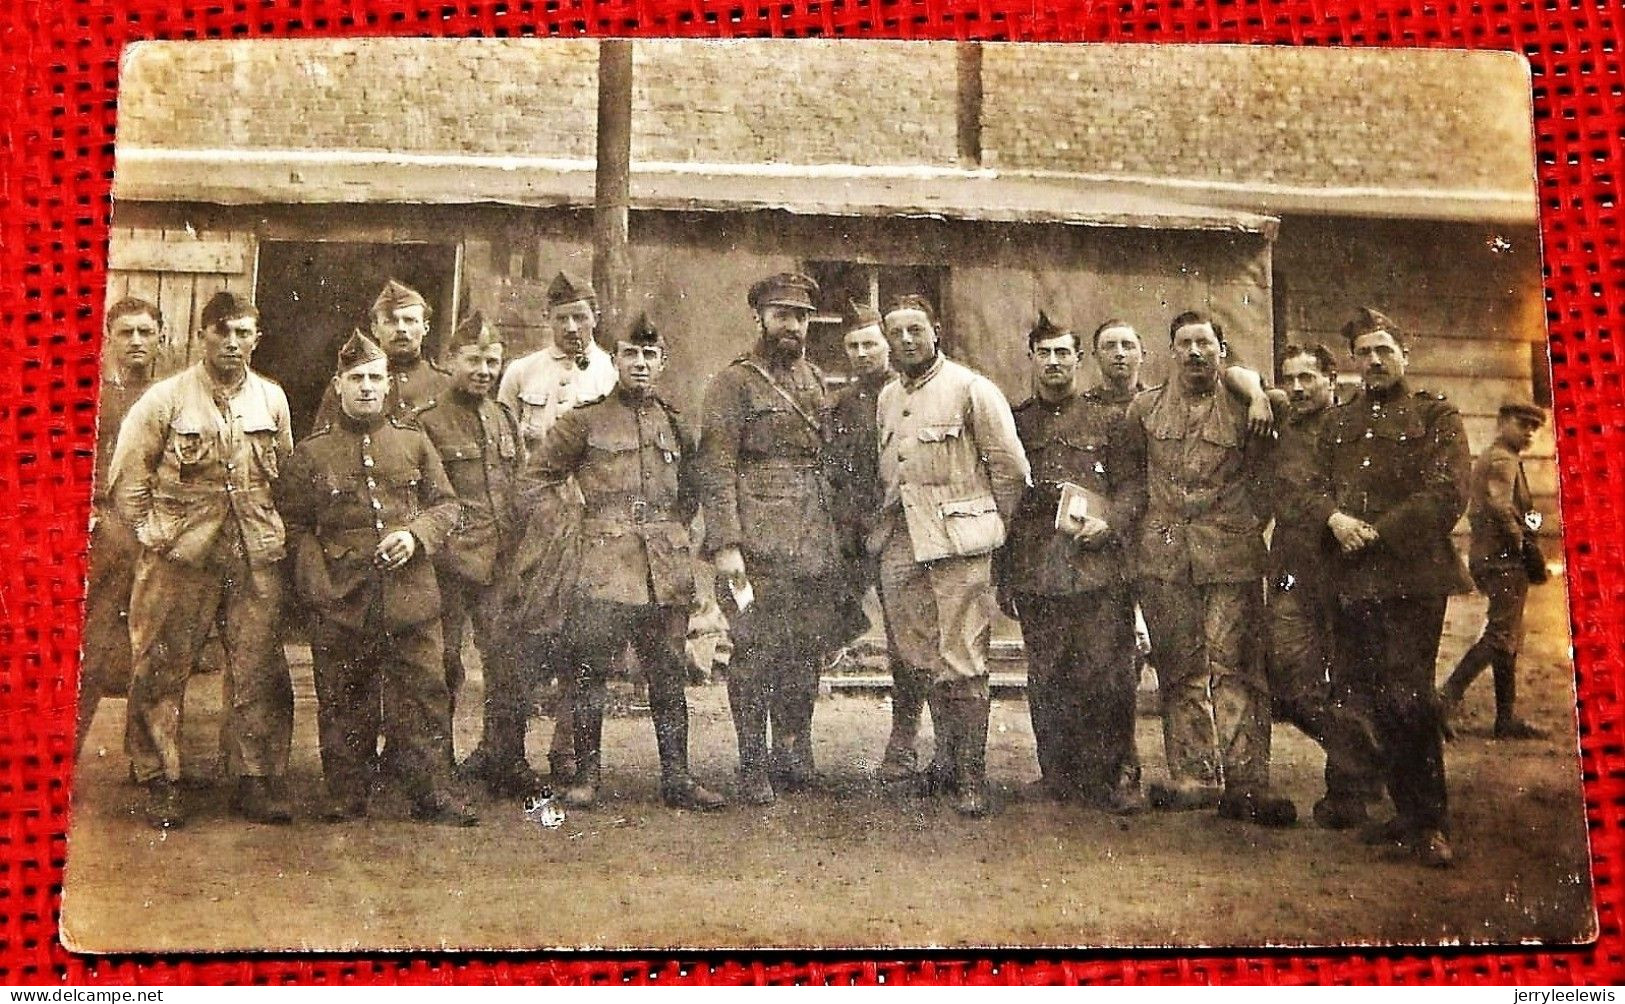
[61,37,1593,952]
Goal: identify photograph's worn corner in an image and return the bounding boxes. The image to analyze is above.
[61,36,1593,954]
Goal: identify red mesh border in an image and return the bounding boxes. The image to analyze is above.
[1,0,1621,986]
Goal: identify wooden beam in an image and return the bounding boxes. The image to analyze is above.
[109,238,246,274]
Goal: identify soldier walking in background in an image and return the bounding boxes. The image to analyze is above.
[312,279,450,432]
[1117,310,1296,827]
[826,301,927,783]
[78,297,161,753]
[1268,344,1384,829]
[873,295,1029,817]
[496,271,618,784]
[278,332,474,826]
[1438,398,1551,740]
[529,314,726,811]
[1000,313,1145,813]
[697,272,853,805]
[109,291,295,828]
[1304,306,1472,867]
[416,313,540,796]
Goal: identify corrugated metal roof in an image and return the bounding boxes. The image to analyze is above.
[114,151,1279,237]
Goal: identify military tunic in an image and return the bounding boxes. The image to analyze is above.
[696,346,847,782]
[498,342,619,458]
[1117,378,1272,793]
[109,364,294,785]
[417,390,526,763]
[1003,387,1138,799]
[276,413,462,802]
[311,355,450,436]
[1268,403,1381,806]
[1303,379,1471,834]
[531,385,704,780]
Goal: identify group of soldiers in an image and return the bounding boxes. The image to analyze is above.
[82,267,1552,871]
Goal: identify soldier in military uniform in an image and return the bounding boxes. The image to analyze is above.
[277,331,475,826]
[529,314,727,811]
[496,271,618,783]
[1269,344,1383,829]
[311,279,450,434]
[697,272,853,805]
[415,313,540,796]
[1302,306,1472,867]
[1116,310,1296,827]
[999,313,1144,813]
[1438,398,1550,740]
[78,296,161,753]
[109,291,295,828]
[826,301,927,783]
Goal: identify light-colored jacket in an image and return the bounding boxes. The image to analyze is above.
[876,354,1030,563]
[109,363,293,568]
[497,341,617,457]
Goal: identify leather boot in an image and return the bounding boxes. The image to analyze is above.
[727,673,774,805]
[232,775,293,825]
[142,777,186,830]
[949,691,994,817]
[914,684,957,798]
[1491,653,1547,739]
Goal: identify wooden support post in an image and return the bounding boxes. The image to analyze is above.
[594,39,634,344]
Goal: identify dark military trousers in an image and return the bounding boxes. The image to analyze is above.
[1138,576,1270,793]
[1267,577,1382,803]
[562,600,694,781]
[78,512,138,751]
[441,572,532,766]
[725,572,846,781]
[311,613,455,802]
[1334,596,1451,834]
[1018,588,1139,798]
[1441,565,1531,722]
[125,533,292,784]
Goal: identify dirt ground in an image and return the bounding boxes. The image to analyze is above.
[61,583,1595,954]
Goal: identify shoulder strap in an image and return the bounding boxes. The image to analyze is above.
[736,358,822,436]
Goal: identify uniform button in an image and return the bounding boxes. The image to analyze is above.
[374,520,385,532]
[1360,457,1371,468]
[902,410,910,418]
[372,499,383,510]
[362,435,371,447]
[363,456,375,468]
[225,462,235,471]
[366,478,377,489]
[1364,430,1374,439]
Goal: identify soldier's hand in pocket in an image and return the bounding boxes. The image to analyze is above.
[374,529,418,570]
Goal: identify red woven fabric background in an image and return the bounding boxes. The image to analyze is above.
[1,0,1621,986]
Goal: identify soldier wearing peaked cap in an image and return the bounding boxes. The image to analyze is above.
[495,269,618,783]
[108,290,295,828]
[525,313,726,811]
[310,278,451,435]
[697,271,857,805]
[276,331,475,826]
[1301,306,1473,867]
[998,312,1146,813]
[413,314,539,797]
[1438,396,1551,741]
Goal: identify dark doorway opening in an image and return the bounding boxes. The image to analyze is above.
[254,240,459,440]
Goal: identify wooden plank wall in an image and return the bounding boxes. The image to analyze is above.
[105,225,256,379]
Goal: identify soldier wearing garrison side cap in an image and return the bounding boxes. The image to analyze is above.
[698,271,854,806]
[109,289,295,828]
[277,331,474,826]
[1000,311,1145,814]
[414,313,538,798]
[1301,305,1473,868]
[525,311,726,812]
[310,278,450,435]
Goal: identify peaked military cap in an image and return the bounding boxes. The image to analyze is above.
[1498,397,1547,426]
[371,278,428,318]
[1029,309,1070,342]
[1341,305,1405,345]
[842,299,883,333]
[200,290,258,330]
[624,311,665,348]
[337,329,387,374]
[747,272,819,312]
[547,271,596,308]
[445,311,503,354]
